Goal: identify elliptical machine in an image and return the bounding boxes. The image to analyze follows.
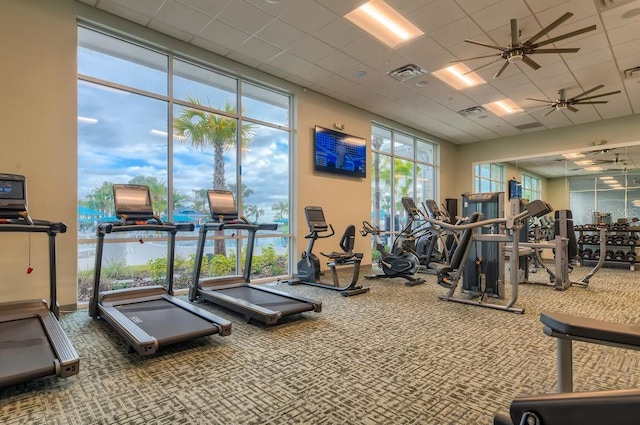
[360,221,425,286]
[288,206,370,297]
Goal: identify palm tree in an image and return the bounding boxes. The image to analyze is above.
[271,201,288,220]
[173,96,255,255]
[128,175,168,214]
[86,181,114,216]
[173,96,255,190]
[227,183,254,202]
[244,204,264,224]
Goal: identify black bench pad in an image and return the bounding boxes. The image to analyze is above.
[541,311,640,347]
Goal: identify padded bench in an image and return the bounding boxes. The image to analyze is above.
[494,311,640,425]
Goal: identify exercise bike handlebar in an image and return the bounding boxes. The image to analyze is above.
[305,223,335,239]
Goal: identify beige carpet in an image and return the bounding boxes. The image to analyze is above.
[2,264,640,424]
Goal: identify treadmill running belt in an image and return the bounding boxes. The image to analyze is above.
[0,318,56,386]
[216,286,314,315]
[115,299,217,343]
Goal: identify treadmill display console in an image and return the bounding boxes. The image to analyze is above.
[113,184,154,219]
[207,190,238,220]
[0,174,27,217]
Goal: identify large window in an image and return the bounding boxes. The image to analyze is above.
[77,26,292,303]
[569,173,640,225]
[370,123,437,255]
[521,173,542,201]
[474,163,504,193]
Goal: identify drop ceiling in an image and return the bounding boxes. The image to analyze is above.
[76,0,640,145]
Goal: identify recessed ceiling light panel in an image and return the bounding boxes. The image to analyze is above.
[432,64,486,90]
[344,0,424,48]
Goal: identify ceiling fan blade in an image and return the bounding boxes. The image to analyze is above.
[519,105,553,115]
[569,85,605,100]
[493,60,510,78]
[464,39,508,51]
[573,101,609,104]
[543,108,557,117]
[528,48,580,54]
[526,98,553,103]
[532,25,597,48]
[574,90,622,101]
[511,19,520,45]
[463,57,504,74]
[567,105,579,112]
[449,53,502,63]
[521,55,541,70]
[524,12,574,46]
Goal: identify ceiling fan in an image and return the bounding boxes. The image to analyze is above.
[526,85,621,116]
[452,12,596,78]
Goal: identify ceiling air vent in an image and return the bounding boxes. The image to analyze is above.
[623,66,640,79]
[387,64,427,82]
[515,122,545,131]
[458,106,486,116]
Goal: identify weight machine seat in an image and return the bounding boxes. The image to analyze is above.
[321,224,363,264]
[541,311,640,347]
[427,212,481,275]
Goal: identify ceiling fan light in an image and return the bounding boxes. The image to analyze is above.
[508,53,523,62]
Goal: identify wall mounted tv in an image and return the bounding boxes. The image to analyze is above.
[314,126,366,178]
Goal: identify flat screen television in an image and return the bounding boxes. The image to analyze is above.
[314,126,366,178]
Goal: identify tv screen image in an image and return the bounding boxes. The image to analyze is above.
[314,126,366,178]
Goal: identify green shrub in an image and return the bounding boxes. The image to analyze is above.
[147,257,167,283]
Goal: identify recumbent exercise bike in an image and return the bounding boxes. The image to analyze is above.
[360,220,425,286]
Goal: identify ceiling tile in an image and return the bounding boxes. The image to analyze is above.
[316,50,360,73]
[523,0,571,13]
[314,74,357,93]
[244,0,290,16]
[608,20,640,45]
[255,19,308,50]
[154,0,213,33]
[430,17,484,48]
[387,0,434,14]
[533,0,598,32]
[601,0,640,31]
[566,47,614,72]
[397,36,441,62]
[226,51,263,68]
[455,0,502,15]
[267,52,313,74]
[312,0,367,16]
[216,0,275,35]
[411,0,466,33]
[97,0,152,26]
[256,63,290,79]
[617,51,640,72]
[235,37,283,62]
[342,37,390,64]
[361,51,414,74]
[106,0,165,16]
[77,0,98,5]
[148,20,194,42]
[288,37,336,63]
[612,38,640,61]
[471,0,530,33]
[190,37,232,56]
[176,0,232,17]
[279,0,338,33]
[199,20,251,49]
[313,18,364,49]
[294,62,334,82]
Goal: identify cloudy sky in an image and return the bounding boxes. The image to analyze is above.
[77,39,290,221]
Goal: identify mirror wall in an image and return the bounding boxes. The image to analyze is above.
[502,143,640,225]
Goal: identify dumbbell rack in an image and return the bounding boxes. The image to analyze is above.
[576,224,638,271]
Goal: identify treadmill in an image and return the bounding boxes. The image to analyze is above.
[89,184,231,356]
[0,173,79,387]
[188,190,321,325]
